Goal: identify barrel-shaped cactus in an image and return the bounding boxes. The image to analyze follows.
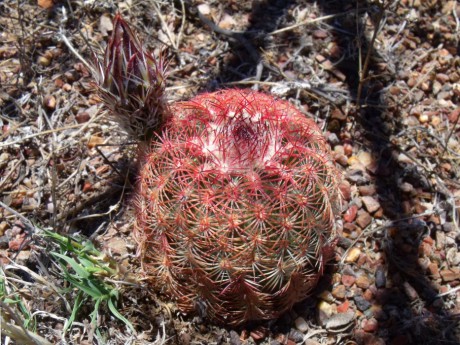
[135,90,341,325]
[96,15,340,326]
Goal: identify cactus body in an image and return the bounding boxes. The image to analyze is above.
[135,89,340,326]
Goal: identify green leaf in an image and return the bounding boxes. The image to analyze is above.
[63,291,85,336]
[108,297,134,332]
[64,274,105,299]
[52,252,90,279]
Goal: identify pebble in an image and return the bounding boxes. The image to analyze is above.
[345,247,361,263]
[362,196,380,213]
[354,295,371,311]
[304,340,321,345]
[356,210,372,229]
[375,267,386,288]
[342,274,356,287]
[339,180,352,201]
[403,282,419,301]
[356,275,371,289]
[43,95,56,110]
[317,300,336,325]
[440,268,460,282]
[346,169,370,185]
[446,247,460,266]
[427,262,440,278]
[358,185,376,196]
[325,311,354,330]
[336,300,349,313]
[399,182,414,193]
[294,316,309,332]
[356,151,373,168]
[287,330,303,343]
[229,330,242,345]
[37,55,51,67]
[332,285,346,299]
[361,317,378,332]
[343,205,358,223]
[313,29,328,39]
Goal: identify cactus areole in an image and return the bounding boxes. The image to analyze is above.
[136,90,341,325]
[97,15,341,327]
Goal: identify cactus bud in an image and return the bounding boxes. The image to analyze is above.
[95,14,168,140]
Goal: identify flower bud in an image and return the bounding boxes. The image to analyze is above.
[95,14,168,140]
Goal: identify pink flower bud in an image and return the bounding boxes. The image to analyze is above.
[95,14,168,140]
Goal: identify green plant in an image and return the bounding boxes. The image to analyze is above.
[42,229,135,335]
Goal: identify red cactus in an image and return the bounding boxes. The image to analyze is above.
[135,90,341,325]
[94,15,341,327]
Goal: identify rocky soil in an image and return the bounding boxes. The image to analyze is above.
[1,0,459,344]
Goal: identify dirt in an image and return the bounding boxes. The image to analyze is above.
[1,0,459,344]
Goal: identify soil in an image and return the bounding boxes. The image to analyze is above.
[1,0,459,344]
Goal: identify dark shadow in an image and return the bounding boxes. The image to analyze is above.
[312,1,460,344]
[200,0,295,87]
[198,0,460,343]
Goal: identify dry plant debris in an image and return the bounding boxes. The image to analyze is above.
[0,0,459,344]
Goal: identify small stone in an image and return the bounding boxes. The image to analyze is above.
[427,262,440,278]
[345,247,361,263]
[362,196,380,213]
[304,340,321,345]
[442,222,454,233]
[294,316,309,332]
[356,275,371,289]
[397,153,412,164]
[75,112,91,123]
[399,182,414,193]
[440,268,460,282]
[288,329,304,343]
[43,95,56,110]
[446,247,460,266]
[363,289,373,301]
[339,180,352,201]
[342,274,356,287]
[356,151,373,168]
[419,114,429,123]
[8,234,28,251]
[317,300,336,325]
[361,317,378,332]
[358,185,376,196]
[336,300,350,313]
[332,285,347,299]
[250,327,267,341]
[356,210,372,229]
[325,311,354,330]
[313,29,328,39]
[327,132,340,145]
[37,55,51,67]
[375,267,386,288]
[62,83,72,92]
[343,205,358,223]
[354,295,371,311]
[436,231,446,249]
[403,282,419,301]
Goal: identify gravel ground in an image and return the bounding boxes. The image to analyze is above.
[1,0,459,344]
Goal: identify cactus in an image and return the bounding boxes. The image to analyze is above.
[96,15,341,326]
